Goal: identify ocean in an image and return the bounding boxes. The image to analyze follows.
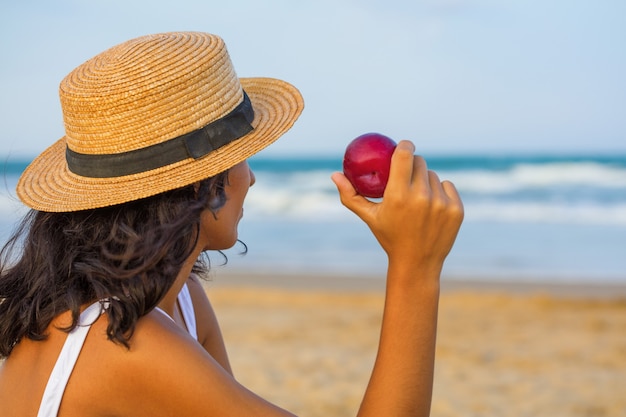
[1,154,625,284]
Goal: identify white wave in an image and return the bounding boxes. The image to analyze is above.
[466,201,626,225]
[445,162,626,194]
[244,175,626,226]
[245,186,348,221]
[252,162,626,199]
[242,168,626,225]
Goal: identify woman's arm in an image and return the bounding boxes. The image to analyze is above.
[331,140,464,416]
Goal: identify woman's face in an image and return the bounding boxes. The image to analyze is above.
[198,160,255,251]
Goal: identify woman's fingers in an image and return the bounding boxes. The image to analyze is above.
[384,140,418,198]
[442,180,462,202]
[330,172,375,220]
[330,171,354,197]
[441,180,465,222]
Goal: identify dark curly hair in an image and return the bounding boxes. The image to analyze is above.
[0,171,229,357]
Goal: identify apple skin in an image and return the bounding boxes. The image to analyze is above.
[343,133,397,198]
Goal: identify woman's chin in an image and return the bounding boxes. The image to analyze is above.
[203,235,239,252]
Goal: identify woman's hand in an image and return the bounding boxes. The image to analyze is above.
[331,140,464,274]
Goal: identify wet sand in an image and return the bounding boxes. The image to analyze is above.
[206,272,626,417]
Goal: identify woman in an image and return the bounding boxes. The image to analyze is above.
[0,32,463,416]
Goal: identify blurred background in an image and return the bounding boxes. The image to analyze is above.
[2,3,626,416]
[1,0,625,283]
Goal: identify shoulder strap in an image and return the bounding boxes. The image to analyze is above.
[178,282,198,341]
[37,301,106,417]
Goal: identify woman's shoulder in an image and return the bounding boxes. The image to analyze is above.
[81,308,284,416]
[63,308,227,415]
[93,307,205,366]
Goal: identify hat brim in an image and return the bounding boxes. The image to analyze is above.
[17,78,304,212]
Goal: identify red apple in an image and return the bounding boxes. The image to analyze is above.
[343,132,397,198]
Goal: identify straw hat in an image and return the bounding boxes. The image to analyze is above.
[17,32,304,212]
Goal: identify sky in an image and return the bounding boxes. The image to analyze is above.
[1,0,625,158]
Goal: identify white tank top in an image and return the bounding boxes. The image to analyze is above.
[176,282,198,340]
[37,283,197,416]
[36,301,107,417]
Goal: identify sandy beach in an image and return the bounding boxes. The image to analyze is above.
[205,272,626,417]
